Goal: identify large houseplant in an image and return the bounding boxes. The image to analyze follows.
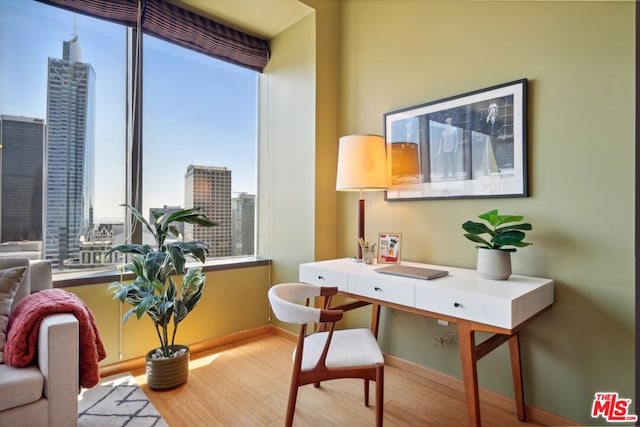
[108,204,217,389]
[461,209,532,280]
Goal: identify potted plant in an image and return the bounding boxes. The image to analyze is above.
[108,204,217,389]
[461,209,532,280]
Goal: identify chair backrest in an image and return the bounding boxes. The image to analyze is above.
[268,283,322,324]
[268,283,344,327]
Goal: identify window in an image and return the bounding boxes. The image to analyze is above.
[0,0,258,272]
[142,35,257,258]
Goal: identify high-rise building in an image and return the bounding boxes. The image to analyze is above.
[43,35,96,268]
[231,192,255,256]
[0,115,45,243]
[184,165,231,258]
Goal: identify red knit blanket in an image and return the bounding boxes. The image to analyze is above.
[5,288,106,389]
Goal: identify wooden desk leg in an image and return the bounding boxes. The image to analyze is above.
[371,303,381,338]
[457,321,481,427]
[509,333,526,421]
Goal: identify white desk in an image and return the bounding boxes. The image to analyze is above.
[299,258,554,427]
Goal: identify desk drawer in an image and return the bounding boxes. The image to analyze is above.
[415,285,511,328]
[299,265,348,292]
[348,274,414,306]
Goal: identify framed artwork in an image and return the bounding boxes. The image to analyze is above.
[377,233,402,264]
[384,79,528,200]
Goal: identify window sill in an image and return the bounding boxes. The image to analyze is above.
[54,256,271,288]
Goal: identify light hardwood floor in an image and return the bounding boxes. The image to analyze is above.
[131,333,543,427]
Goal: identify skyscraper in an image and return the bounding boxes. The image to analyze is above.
[0,115,45,243]
[184,165,231,258]
[231,192,255,256]
[43,35,96,268]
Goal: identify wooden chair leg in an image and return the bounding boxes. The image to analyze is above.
[376,364,384,427]
[286,377,300,427]
[364,379,370,406]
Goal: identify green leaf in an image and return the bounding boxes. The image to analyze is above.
[463,233,493,248]
[168,241,209,264]
[144,251,173,284]
[510,241,532,247]
[173,300,189,324]
[165,207,219,228]
[181,268,204,298]
[150,208,165,221]
[122,308,137,323]
[109,284,128,302]
[493,230,530,247]
[495,223,532,233]
[493,215,524,227]
[168,225,181,238]
[167,277,177,301]
[461,221,493,236]
[135,295,157,319]
[120,203,157,240]
[183,286,204,312]
[155,300,174,327]
[477,210,498,224]
[166,244,186,274]
[107,243,152,257]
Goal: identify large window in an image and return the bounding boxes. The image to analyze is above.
[142,35,257,259]
[0,0,258,272]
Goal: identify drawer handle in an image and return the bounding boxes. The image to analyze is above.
[374,287,382,292]
[318,275,324,280]
[454,302,462,308]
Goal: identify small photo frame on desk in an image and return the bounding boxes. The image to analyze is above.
[378,233,402,264]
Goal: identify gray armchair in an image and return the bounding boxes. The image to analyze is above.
[0,259,79,427]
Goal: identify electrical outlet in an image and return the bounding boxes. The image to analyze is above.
[435,333,456,347]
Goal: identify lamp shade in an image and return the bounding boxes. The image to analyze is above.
[336,134,389,191]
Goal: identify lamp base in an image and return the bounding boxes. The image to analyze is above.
[357,198,365,259]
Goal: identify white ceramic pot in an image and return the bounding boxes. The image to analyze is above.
[477,248,512,280]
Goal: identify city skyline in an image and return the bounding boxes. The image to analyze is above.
[0,0,258,224]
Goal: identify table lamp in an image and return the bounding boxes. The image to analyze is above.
[336,134,389,260]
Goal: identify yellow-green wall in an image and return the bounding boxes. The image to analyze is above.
[258,8,316,287]
[65,1,634,424]
[66,266,270,365]
[332,0,633,424]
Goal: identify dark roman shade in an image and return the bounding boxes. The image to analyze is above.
[36,0,270,72]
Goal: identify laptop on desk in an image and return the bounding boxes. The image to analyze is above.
[375,264,449,280]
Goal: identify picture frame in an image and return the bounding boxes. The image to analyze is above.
[384,79,528,200]
[377,232,402,264]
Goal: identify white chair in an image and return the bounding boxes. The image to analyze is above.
[268,283,384,426]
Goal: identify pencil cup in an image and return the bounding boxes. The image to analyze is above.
[363,247,376,264]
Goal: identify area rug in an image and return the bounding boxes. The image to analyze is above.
[78,373,168,427]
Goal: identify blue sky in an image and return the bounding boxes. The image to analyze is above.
[0,0,257,223]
